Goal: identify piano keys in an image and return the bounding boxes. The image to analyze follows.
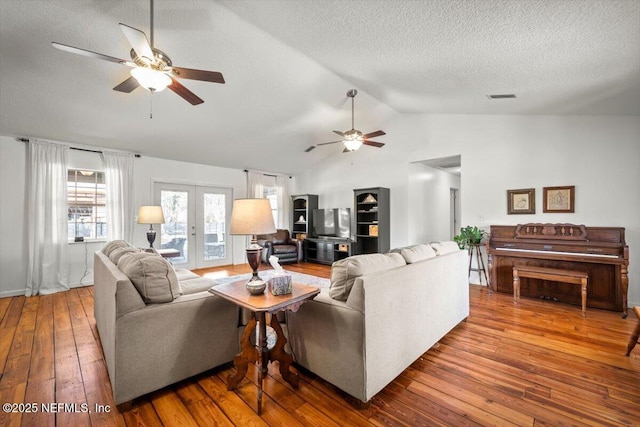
[487,223,629,317]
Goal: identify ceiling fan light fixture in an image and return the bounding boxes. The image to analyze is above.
[343,139,363,151]
[130,67,171,92]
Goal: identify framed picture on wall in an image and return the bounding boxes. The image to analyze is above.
[543,185,575,213]
[507,188,535,214]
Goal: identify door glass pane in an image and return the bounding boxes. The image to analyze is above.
[160,190,188,262]
[204,193,226,261]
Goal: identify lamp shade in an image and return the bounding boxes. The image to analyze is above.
[137,206,165,224]
[230,199,276,236]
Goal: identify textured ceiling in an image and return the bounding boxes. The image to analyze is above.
[221,0,640,115]
[1,0,638,175]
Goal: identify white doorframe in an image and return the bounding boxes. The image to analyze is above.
[450,188,460,239]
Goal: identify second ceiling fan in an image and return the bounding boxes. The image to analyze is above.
[306,89,387,153]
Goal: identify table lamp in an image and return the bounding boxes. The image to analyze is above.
[137,205,165,248]
[230,198,276,286]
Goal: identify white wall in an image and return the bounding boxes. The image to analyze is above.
[0,137,28,296]
[296,114,640,307]
[408,162,461,244]
[0,136,249,297]
[293,145,411,249]
[3,113,639,306]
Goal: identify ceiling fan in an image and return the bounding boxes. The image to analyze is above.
[305,89,386,153]
[51,0,224,106]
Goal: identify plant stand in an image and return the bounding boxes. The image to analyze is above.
[468,244,489,289]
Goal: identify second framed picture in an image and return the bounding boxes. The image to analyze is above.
[543,185,575,213]
[507,188,536,214]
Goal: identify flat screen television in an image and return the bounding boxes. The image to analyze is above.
[313,208,351,239]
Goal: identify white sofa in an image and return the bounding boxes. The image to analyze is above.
[286,243,469,403]
[93,242,239,406]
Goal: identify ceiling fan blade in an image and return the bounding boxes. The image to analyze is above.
[52,42,132,65]
[317,141,342,146]
[363,140,385,148]
[113,76,140,93]
[168,78,204,105]
[333,130,345,137]
[305,146,316,152]
[172,67,225,84]
[119,23,154,62]
[363,130,386,139]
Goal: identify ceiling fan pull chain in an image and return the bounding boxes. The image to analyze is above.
[150,91,153,119]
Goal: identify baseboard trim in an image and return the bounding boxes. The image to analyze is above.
[0,282,93,299]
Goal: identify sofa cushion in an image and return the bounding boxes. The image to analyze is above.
[109,247,140,265]
[174,268,200,281]
[330,252,406,301]
[400,244,437,264]
[180,277,217,295]
[430,241,461,256]
[102,240,131,256]
[117,252,181,303]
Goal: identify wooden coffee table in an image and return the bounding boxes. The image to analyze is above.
[209,280,319,414]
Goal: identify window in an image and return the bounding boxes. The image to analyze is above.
[263,186,278,227]
[67,169,106,241]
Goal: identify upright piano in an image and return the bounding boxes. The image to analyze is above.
[487,223,629,317]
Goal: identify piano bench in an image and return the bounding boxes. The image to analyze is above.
[512,265,589,317]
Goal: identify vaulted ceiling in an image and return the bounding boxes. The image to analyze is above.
[1,0,638,174]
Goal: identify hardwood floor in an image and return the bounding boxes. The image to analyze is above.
[1,262,639,426]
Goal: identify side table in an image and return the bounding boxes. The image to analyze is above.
[209,280,319,414]
[156,248,180,259]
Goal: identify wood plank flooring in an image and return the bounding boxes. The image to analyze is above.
[1,262,639,426]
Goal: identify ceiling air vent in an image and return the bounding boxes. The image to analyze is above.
[486,94,516,99]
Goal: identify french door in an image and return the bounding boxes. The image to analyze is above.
[154,182,232,269]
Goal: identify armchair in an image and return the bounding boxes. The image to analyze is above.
[256,229,302,264]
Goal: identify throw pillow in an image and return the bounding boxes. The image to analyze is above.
[102,240,131,256]
[108,246,140,265]
[118,252,181,304]
[330,252,406,301]
[430,241,461,256]
[400,244,437,264]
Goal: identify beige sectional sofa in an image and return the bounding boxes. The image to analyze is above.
[286,242,469,403]
[94,239,468,407]
[93,241,239,406]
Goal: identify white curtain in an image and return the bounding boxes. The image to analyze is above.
[27,139,70,296]
[247,170,264,198]
[275,175,290,229]
[246,170,290,228]
[102,150,134,242]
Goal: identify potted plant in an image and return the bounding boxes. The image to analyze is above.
[454,226,489,249]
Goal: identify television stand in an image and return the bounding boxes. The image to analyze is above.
[304,237,353,265]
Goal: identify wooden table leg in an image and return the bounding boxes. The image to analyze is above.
[227,316,257,390]
[226,312,274,415]
[513,269,520,305]
[256,312,268,415]
[268,313,299,388]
